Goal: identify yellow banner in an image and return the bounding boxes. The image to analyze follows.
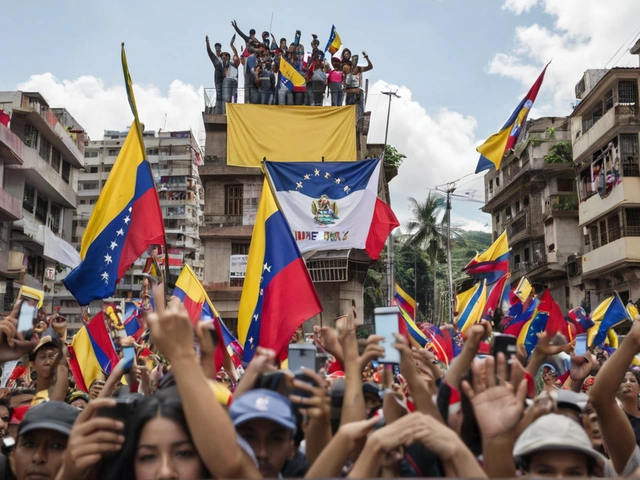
[227,104,357,166]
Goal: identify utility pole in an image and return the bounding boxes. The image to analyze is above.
[382,90,400,306]
[435,181,456,324]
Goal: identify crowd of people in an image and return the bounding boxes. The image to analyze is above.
[3,291,640,479]
[205,21,373,117]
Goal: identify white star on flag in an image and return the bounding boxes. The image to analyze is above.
[116,228,124,236]
[104,254,112,264]
[344,185,351,193]
[124,216,131,224]
[334,178,341,184]
[129,207,132,212]
[324,172,331,179]
[110,241,118,250]
[296,182,303,190]
[263,263,271,272]
[303,174,311,180]
[101,271,109,283]
[314,168,320,176]
[249,337,254,344]
[260,289,264,296]
[253,314,259,321]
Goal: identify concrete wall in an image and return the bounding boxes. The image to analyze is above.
[579,177,640,226]
[582,237,640,274]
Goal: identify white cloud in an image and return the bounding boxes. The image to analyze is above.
[366,80,488,231]
[492,1,640,112]
[16,73,205,141]
[503,0,540,15]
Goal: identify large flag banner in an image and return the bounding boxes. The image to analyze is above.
[462,230,510,284]
[475,63,549,173]
[238,179,322,362]
[64,46,165,305]
[265,158,399,260]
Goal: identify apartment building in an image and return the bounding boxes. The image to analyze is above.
[199,101,393,334]
[0,91,86,332]
[483,117,583,309]
[68,129,204,310]
[570,66,640,308]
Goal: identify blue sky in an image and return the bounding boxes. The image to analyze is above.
[3,0,640,230]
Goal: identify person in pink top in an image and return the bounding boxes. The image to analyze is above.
[327,57,344,106]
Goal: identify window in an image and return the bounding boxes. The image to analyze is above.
[608,212,621,242]
[79,200,86,205]
[38,135,51,162]
[108,149,120,156]
[231,243,250,255]
[604,88,614,113]
[89,199,97,205]
[51,149,61,173]
[557,179,574,192]
[35,194,48,223]
[49,203,62,232]
[524,248,530,263]
[626,208,640,236]
[515,201,521,213]
[230,278,245,287]
[62,161,70,184]
[23,184,35,213]
[619,80,638,105]
[225,185,243,216]
[103,165,112,173]
[82,183,98,191]
[489,179,493,192]
[599,219,608,247]
[84,150,98,158]
[147,148,159,156]
[524,196,530,207]
[89,167,98,173]
[79,221,88,227]
[620,133,640,177]
[496,176,500,187]
[590,225,599,249]
[505,206,512,220]
[24,124,38,148]
[514,254,521,265]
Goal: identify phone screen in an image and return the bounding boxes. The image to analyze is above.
[122,346,136,372]
[373,307,401,364]
[288,344,317,372]
[17,302,37,331]
[575,334,588,356]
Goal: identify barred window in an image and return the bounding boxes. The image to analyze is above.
[626,208,640,236]
[51,148,61,173]
[23,184,35,213]
[24,124,38,148]
[49,203,62,233]
[35,194,48,223]
[619,80,638,105]
[608,212,621,242]
[62,161,70,184]
[599,219,608,247]
[225,185,243,216]
[231,243,250,255]
[38,135,51,162]
[620,134,640,177]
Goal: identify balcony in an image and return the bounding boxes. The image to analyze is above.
[12,106,85,168]
[507,212,544,245]
[0,189,22,221]
[8,146,77,208]
[573,104,640,162]
[0,123,24,165]
[579,177,640,226]
[582,236,640,277]
[204,214,244,227]
[160,198,198,207]
[544,194,579,220]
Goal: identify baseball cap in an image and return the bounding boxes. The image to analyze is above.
[513,413,607,466]
[230,389,296,433]
[363,381,381,396]
[556,389,588,415]
[18,401,80,437]
[33,327,61,355]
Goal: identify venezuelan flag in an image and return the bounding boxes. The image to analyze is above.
[399,306,427,348]
[394,283,416,321]
[238,179,322,362]
[69,312,119,392]
[517,310,549,356]
[483,273,509,321]
[588,293,632,347]
[504,297,539,337]
[279,56,306,92]
[456,280,487,334]
[475,63,549,173]
[64,46,164,305]
[462,230,509,284]
[324,25,342,55]
[172,265,243,369]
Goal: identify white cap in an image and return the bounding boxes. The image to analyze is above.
[513,413,607,466]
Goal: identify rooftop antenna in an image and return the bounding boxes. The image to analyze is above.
[163,113,167,131]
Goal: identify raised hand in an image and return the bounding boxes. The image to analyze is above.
[461,354,527,439]
[289,369,330,420]
[570,350,596,381]
[147,303,194,362]
[534,331,574,357]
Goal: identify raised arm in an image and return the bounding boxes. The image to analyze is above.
[444,322,490,389]
[231,20,250,44]
[230,35,240,67]
[360,51,373,72]
[589,318,640,474]
[205,36,222,69]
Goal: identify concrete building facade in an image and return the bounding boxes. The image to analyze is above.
[570,66,640,308]
[0,91,86,332]
[483,117,584,309]
[199,107,393,335]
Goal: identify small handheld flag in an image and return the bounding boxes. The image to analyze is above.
[324,25,342,55]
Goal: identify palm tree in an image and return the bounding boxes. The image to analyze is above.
[405,194,446,321]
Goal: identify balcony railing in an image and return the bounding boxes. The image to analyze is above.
[545,194,578,215]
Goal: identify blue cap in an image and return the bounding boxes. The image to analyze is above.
[230,389,296,433]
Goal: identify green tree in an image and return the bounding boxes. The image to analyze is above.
[383,145,407,168]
